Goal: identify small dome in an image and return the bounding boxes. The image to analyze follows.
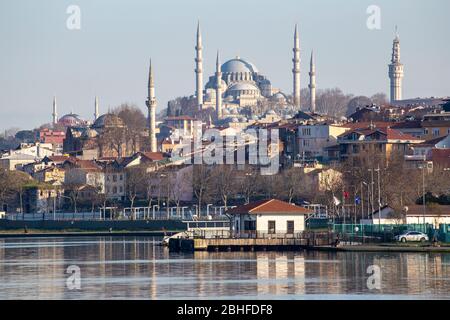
[272,92,286,101]
[266,110,277,115]
[222,109,231,115]
[93,113,125,129]
[228,82,260,92]
[222,58,258,74]
[58,113,85,127]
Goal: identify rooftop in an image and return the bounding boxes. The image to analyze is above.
[226,199,313,215]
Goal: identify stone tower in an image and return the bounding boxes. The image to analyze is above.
[195,21,204,109]
[94,96,99,121]
[309,51,316,113]
[388,27,404,103]
[215,51,223,119]
[146,59,157,152]
[52,96,58,125]
[292,24,301,109]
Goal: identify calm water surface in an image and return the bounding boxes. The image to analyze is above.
[0,236,449,300]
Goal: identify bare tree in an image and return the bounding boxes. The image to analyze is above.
[210,165,237,210]
[237,166,261,204]
[125,166,147,210]
[192,164,213,215]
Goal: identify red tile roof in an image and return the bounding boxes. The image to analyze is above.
[141,152,165,161]
[227,199,313,215]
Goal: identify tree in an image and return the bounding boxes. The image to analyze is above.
[210,165,237,210]
[192,164,213,215]
[346,96,373,116]
[0,169,33,213]
[237,166,261,204]
[125,166,147,210]
[316,88,353,118]
[113,104,146,154]
[371,93,389,106]
[64,183,83,213]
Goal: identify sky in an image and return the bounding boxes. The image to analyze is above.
[1,0,449,131]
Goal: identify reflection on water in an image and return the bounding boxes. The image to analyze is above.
[0,237,449,299]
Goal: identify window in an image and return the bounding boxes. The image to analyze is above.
[432,128,440,137]
[268,221,276,234]
[113,186,117,194]
[287,221,295,234]
[120,174,123,181]
[119,186,123,193]
[244,220,256,231]
[113,175,117,182]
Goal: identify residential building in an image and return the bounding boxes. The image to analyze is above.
[337,124,424,163]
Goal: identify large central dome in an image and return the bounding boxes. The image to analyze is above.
[221,57,258,74]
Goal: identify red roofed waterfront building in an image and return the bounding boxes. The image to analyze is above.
[226,199,313,237]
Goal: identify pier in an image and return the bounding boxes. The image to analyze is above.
[169,232,333,252]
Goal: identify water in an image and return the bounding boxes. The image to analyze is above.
[0,236,449,300]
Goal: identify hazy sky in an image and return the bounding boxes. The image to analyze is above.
[1,0,449,131]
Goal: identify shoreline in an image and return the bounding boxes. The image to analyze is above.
[0,230,180,238]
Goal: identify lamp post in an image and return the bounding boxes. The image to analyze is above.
[362,181,370,220]
[368,169,375,220]
[374,165,381,227]
[421,155,426,226]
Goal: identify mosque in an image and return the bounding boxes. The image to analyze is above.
[193,23,307,117]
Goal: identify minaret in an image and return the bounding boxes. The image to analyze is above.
[292,24,301,109]
[308,51,316,113]
[388,26,404,103]
[94,96,99,120]
[195,21,204,109]
[146,59,157,152]
[215,51,223,119]
[52,96,58,125]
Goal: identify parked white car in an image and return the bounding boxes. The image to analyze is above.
[394,231,429,243]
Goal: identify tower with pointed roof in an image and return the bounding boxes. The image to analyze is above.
[52,96,58,125]
[292,24,301,109]
[389,26,404,103]
[94,96,99,121]
[308,51,316,113]
[195,21,204,109]
[215,51,223,119]
[146,59,157,152]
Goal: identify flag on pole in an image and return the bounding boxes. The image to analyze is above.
[355,196,361,205]
[333,196,341,206]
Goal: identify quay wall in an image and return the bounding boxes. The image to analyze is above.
[0,219,186,232]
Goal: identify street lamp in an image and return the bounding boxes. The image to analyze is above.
[362,181,370,220]
[374,165,381,227]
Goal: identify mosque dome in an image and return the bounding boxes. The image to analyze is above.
[227,82,261,98]
[272,92,287,101]
[222,57,258,74]
[58,113,85,127]
[92,113,125,129]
